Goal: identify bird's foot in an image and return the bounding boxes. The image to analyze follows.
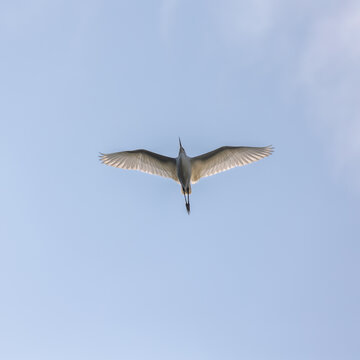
[186,202,190,214]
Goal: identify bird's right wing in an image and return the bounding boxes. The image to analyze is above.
[99,149,178,182]
[191,145,273,183]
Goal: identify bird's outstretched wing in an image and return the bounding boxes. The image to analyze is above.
[191,145,273,183]
[99,150,178,182]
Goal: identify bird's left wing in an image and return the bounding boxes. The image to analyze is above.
[99,150,178,182]
[191,145,273,183]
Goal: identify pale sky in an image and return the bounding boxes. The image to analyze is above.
[1,1,360,359]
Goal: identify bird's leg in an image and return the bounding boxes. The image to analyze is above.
[185,201,190,214]
[183,188,188,209]
[182,186,190,214]
[186,189,190,214]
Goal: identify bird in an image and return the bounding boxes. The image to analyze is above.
[99,139,273,214]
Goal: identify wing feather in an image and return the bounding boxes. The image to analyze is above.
[191,145,273,183]
[99,149,178,182]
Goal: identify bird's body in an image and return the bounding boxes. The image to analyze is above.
[176,144,192,213]
[100,139,273,214]
[176,146,192,192]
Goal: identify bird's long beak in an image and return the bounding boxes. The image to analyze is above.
[179,137,182,148]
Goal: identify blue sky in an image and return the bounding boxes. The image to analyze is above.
[1,1,359,359]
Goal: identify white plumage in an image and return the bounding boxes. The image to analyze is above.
[99,149,177,181]
[100,140,273,213]
[190,145,273,183]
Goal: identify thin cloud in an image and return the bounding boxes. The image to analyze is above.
[299,1,360,191]
[212,0,277,44]
[211,0,360,192]
[160,0,178,41]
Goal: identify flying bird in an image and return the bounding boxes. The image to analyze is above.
[100,139,273,214]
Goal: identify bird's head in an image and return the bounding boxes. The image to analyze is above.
[178,137,185,154]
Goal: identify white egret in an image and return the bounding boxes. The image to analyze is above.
[100,139,273,214]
